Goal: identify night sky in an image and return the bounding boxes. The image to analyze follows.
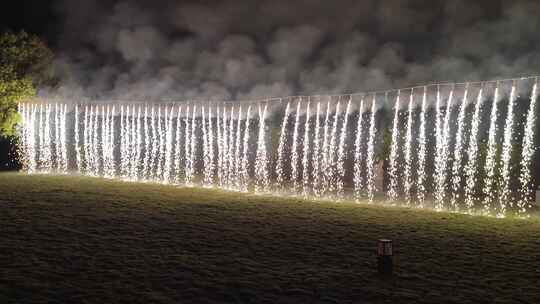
[1,1,59,41]
[4,0,540,101]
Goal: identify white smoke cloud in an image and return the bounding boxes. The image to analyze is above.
[42,0,540,102]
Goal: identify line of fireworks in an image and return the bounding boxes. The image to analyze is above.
[17,78,539,217]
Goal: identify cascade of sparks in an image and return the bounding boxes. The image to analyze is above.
[150,106,160,179]
[387,93,400,203]
[464,88,484,212]
[201,107,211,186]
[240,106,252,192]
[416,87,428,207]
[312,101,322,197]
[183,106,192,185]
[321,100,331,196]
[498,84,517,216]
[450,85,468,210]
[433,87,444,208]
[156,106,164,180]
[290,101,302,192]
[483,86,500,212]
[328,100,341,194]
[73,105,81,172]
[227,107,235,188]
[517,81,538,215]
[189,106,198,185]
[233,107,243,189]
[434,88,454,210]
[17,78,539,217]
[403,90,414,206]
[163,106,174,183]
[301,100,311,197]
[366,95,378,202]
[336,97,351,198]
[276,101,291,189]
[354,98,366,200]
[254,103,269,192]
[172,106,182,182]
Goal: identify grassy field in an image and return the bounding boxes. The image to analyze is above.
[1,173,539,304]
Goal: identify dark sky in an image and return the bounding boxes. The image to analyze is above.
[8,0,540,100]
[1,1,59,42]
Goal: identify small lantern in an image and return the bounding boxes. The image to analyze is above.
[378,239,393,256]
[377,239,393,275]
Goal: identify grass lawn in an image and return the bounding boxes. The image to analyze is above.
[1,173,539,303]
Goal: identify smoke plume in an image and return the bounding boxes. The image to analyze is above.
[44,0,540,101]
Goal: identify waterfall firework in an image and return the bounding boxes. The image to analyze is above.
[450,86,468,211]
[17,77,539,217]
[354,98,366,200]
[518,81,538,215]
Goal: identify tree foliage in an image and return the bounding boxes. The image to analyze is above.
[0,31,53,137]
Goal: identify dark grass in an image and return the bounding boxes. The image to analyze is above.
[1,173,539,304]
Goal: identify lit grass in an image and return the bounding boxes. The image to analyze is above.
[1,173,539,303]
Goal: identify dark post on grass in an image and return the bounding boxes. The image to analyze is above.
[377,239,393,276]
